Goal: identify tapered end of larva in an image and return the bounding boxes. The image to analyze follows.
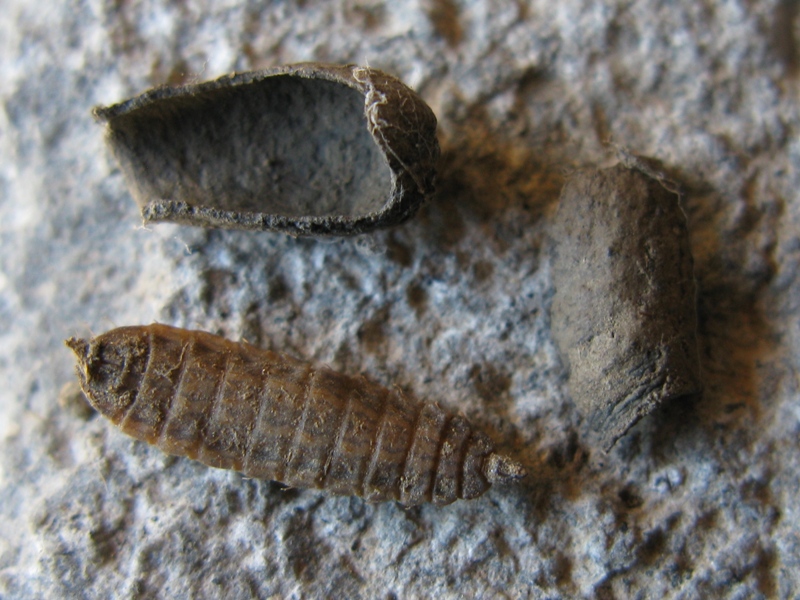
[483,453,526,485]
[64,329,151,423]
[65,337,95,413]
[65,337,90,369]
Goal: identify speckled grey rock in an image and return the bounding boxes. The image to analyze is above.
[1,1,799,599]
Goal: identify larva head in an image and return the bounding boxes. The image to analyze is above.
[458,431,527,501]
[65,328,150,423]
[483,453,526,485]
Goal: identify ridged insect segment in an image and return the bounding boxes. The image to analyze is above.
[66,324,525,506]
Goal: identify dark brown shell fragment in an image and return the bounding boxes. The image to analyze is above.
[550,163,702,450]
[65,324,524,506]
[93,63,439,237]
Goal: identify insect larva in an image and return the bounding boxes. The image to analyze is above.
[92,63,440,237]
[66,324,524,506]
[550,162,701,450]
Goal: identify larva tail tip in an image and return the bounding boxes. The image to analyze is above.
[65,337,89,360]
[483,453,526,485]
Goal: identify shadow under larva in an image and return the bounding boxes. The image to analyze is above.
[66,324,525,506]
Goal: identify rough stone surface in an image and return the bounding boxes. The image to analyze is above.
[1,1,798,598]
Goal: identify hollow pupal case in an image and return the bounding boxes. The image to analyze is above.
[550,162,702,450]
[66,324,524,506]
[93,63,440,237]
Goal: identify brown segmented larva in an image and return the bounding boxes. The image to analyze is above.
[66,324,525,506]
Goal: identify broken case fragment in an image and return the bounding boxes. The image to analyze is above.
[94,63,439,237]
[550,162,702,450]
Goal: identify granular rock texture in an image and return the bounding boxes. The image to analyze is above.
[1,1,799,598]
